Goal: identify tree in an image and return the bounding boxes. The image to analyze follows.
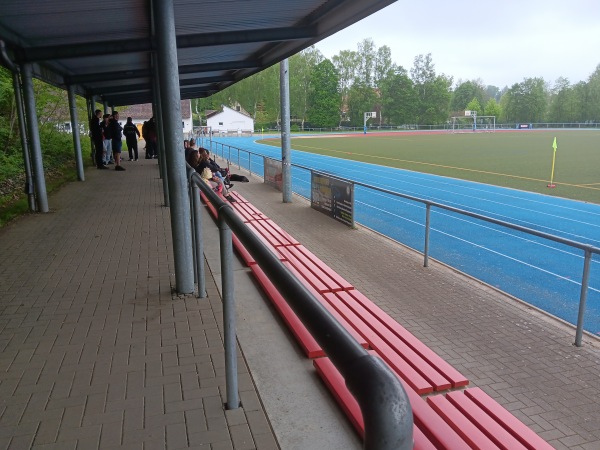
[307,59,340,128]
[483,98,502,119]
[289,47,323,129]
[379,67,417,125]
[502,77,548,123]
[410,54,452,124]
[356,38,376,87]
[451,80,486,113]
[466,98,483,116]
[332,50,359,124]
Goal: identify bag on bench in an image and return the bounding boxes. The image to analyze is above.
[230,174,249,182]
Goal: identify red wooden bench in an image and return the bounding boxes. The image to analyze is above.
[250,262,369,358]
[247,219,299,248]
[250,264,324,358]
[313,356,471,450]
[277,246,352,294]
[228,191,248,203]
[330,290,467,391]
[342,289,469,389]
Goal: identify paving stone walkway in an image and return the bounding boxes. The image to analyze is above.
[0,160,277,450]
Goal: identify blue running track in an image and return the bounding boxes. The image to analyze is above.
[208,136,600,334]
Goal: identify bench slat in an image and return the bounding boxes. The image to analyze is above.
[346,289,469,388]
[250,265,323,358]
[228,191,248,203]
[277,247,330,293]
[279,246,344,293]
[282,264,369,352]
[294,245,353,290]
[427,395,501,449]
[247,223,286,262]
[231,233,256,266]
[446,391,528,450]
[261,219,300,246]
[313,357,469,450]
[465,388,554,450]
[323,292,433,395]
[332,291,451,392]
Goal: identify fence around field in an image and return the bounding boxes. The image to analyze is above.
[201,136,600,346]
[198,122,600,135]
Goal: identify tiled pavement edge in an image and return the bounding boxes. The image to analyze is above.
[0,160,278,450]
[220,159,600,450]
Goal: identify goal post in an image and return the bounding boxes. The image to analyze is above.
[451,114,496,133]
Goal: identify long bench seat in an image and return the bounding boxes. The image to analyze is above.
[199,189,552,449]
[314,357,553,450]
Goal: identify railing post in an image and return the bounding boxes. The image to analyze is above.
[218,206,239,409]
[248,152,252,175]
[574,249,593,347]
[424,203,431,267]
[189,174,206,298]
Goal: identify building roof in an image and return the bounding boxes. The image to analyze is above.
[0,1,396,106]
[119,100,192,120]
[206,105,252,120]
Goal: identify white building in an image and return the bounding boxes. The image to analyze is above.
[118,99,193,136]
[206,105,254,135]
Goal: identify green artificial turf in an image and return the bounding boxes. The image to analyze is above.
[260,130,600,204]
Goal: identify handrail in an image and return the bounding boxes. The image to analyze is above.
[200,138,600,347]
[186,164,414,450]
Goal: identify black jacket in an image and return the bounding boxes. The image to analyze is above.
[109,118,123,141]
[123,122,140,140]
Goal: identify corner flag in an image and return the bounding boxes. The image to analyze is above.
[548,137,557,188]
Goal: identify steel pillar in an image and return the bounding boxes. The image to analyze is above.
[68,85,85,181]
[279,59,292,203]
[152,0,194,293]
[152,59,170,206]
[12,71,36,211]
[20,63,48,213]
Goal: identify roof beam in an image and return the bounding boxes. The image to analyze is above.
[18,27,316,63]
[91,74,236,95]
[68,59,261,84]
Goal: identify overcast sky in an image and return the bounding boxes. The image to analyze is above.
[314,0,600,89]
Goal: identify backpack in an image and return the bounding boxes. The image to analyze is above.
[230,174,249,182]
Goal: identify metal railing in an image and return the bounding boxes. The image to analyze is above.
[185,164,414,450]
[200,139,600,347]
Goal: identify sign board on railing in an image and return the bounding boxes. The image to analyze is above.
[264,157,283,191]
[311,172,354,227]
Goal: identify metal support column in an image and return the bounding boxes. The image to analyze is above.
[218,209,239,409]
[279,59,292,203]
[68,85,85,181]
[152,0,194,293]
[87,97,95,163]
[103,101,109,115]
[152,59,170,206]
[20,63,48,213]
[12,71,36,211]
[190,180,206,298]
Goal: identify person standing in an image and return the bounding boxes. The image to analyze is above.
[109,111,125,171]
[100,114,113,165]
[145,117,157,159]
[89,109,106,169]
[123,117,140,161]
